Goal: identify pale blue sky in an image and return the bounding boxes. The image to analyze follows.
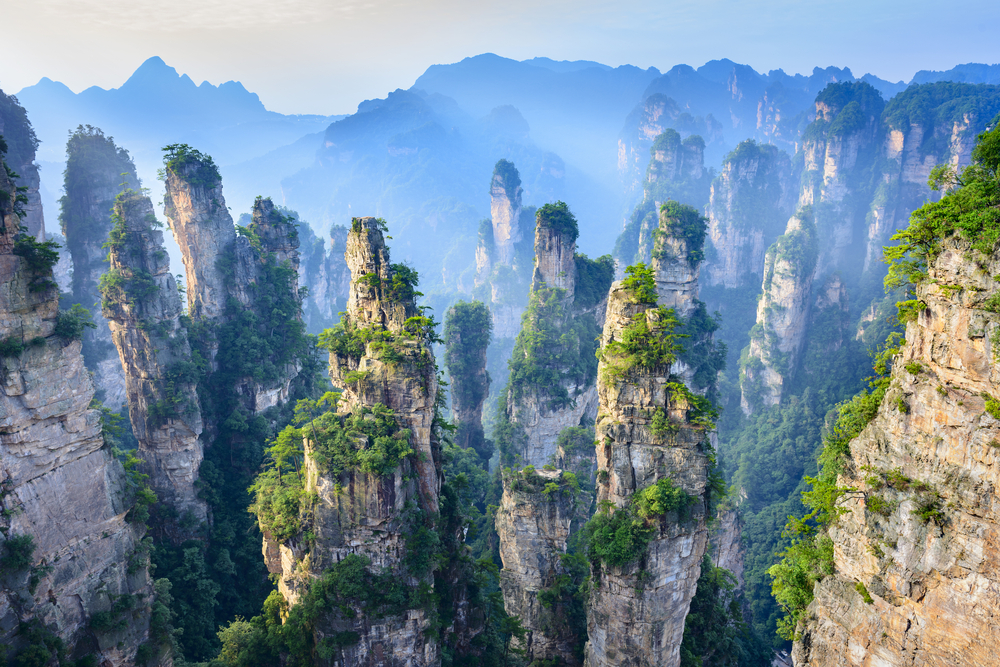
[2,0,998,115]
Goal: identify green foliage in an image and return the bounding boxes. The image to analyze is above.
[506,286,601,411]
[584,476,693,569]
[0,533,35,572]
[306,403,414,478]
[557,426,595,458]
[621,263,657,303]
[599,306,685,381]
[536,201,579,243]
[984,393,1000,420]
[884,123,1000,292]
[162,143,221,188]
[679,555,772,667]
[54,303,96,341]
[444,300,492,416]
[854,581,874,604]
[573,253,614,310]
[677,301,727,392]
[657,200,708,268]
[13,234,60,293]
[0,336,25,359]
[249,424,307,543]
[121,449,157,526]
[492,159,521,203]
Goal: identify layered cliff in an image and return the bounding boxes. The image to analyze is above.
[500,203,612,468]
[584,262,713,667]
[703,140,797,289]
[740,209,818,412]
[101,188,207,525]
[0,151,154,666]
[496,467,584,665]
[59,126,141,410]
[789,127,1000,666]
[260,217,443,665]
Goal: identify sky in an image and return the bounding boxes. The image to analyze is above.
[2,0,999,116]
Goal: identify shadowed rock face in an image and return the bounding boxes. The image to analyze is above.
[793,237,1000,667]
[584,280,710,667]
[59,128,141,410]
[102,190,207,525]
[0,157,153,666]
[497,469,582,665]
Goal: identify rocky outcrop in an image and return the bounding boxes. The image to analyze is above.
[298,222,350,333]
[615,130,713,271]
[863,83,1000,273]
[503,203,608,468]
[792,236,1000,667]
[711,506,745,589]
[796,82,884,277]
[740,210,818,413]
[445,300,492,459]
[0,154,153,666]
[59,126,140,410]
[102,189,207,525]
[703,140,796,288]
[162,151,235,322]
[491,159,522,267]
[0,91,44,239]
[496,468,582,665]
[264,217,443,665]
[584,276,711,667]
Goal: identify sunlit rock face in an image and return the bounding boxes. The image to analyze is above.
[793,237,1000,667]
[103,190,207,525]
[0,154,154,667]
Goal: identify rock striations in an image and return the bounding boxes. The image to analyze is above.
[263,217,444,665]
[59,126,141,410]
[0,152,153,666]
[793,233,1000,666]
[584,261,712,667]
[0,91,45,239]
[444,300,492,460]
[101,188,207,524]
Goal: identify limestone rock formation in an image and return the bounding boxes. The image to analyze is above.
[584,276,712,667]
[793,235,1000,667]
[615,130,713,269]
[298,222,350,333]
[703,140,796,288]
[162,149,236,322]
[59,126,141,410]
[501,203,610,468]
[496,468,582,665]
[491,159,523,267]
[0,91,44,239]
[263,217,443,665]
[740,210,818,413]
[102,189,207,524]
[0,154,153,666]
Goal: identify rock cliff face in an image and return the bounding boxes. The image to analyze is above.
[0,156,152,666]
[59,127,141,410]
[703,140,796,288]
[504,205,607,468]
[496,468,582,665]
[793,236,1000,667]
[584,278,711,667]
[265,217,442,665]
[0,91,44,239]
[740,211,818,413]
[491,160,523,267]
[615,130,712,270]
[163,155,235,322]
[298,223,350,333]
[102,189,207,524]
